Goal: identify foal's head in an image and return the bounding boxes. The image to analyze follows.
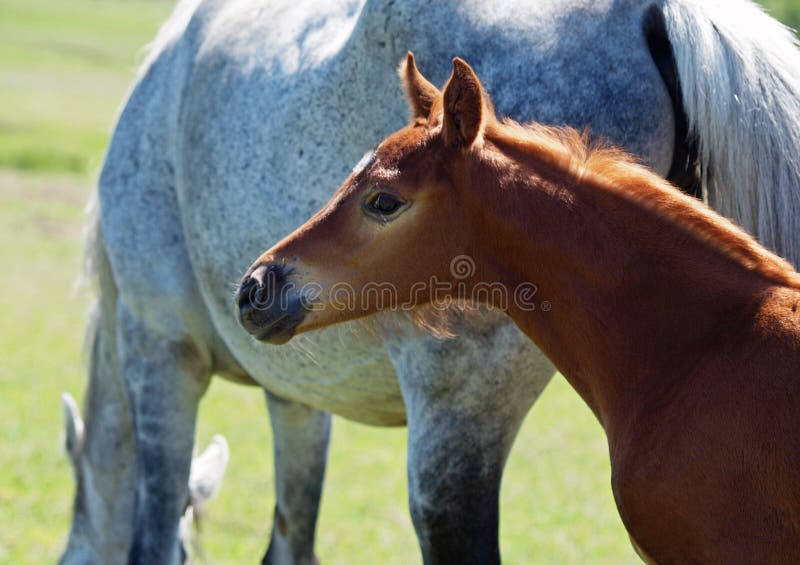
[237,54,501,343]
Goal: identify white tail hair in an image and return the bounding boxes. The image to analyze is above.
[663,0,800,267]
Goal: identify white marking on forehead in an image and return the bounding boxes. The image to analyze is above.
[372,167,399,183]
[352,148,377,175]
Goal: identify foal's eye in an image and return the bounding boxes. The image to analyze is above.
[366,192,405,217]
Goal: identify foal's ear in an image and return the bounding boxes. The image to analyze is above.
[399,52,440,119]
[442,58,488,148]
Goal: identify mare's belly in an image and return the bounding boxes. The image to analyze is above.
[215,311,407,426]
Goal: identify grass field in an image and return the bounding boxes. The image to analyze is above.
[1,0,797,563]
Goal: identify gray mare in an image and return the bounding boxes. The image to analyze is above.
[61,0,800,563]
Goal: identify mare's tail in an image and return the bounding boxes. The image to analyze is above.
[661,0,800,266]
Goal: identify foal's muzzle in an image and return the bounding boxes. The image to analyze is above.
[236,262,308,344]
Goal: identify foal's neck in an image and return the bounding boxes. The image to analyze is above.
[471,128,796,433]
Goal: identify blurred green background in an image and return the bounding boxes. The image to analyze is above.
[0,0,797,563]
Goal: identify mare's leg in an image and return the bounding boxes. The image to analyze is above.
[262,391,331,565]
[389,317,554,564]
[120,303,212,565]
[61,255,137,564]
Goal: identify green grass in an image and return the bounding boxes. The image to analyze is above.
[0,0,174,173]
[2,0,800,562]
[761,0,800,31]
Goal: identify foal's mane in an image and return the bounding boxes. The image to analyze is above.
[484,119,800,289]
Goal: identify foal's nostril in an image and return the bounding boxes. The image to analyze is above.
[237,262,287,335]
[238,265,270,312]
[237,277,258,310]
[249,264,269,288]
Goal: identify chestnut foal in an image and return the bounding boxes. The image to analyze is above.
[238,54,800,562]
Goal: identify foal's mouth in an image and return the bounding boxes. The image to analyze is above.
[240,299,309,345]
[254,312,302,345]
